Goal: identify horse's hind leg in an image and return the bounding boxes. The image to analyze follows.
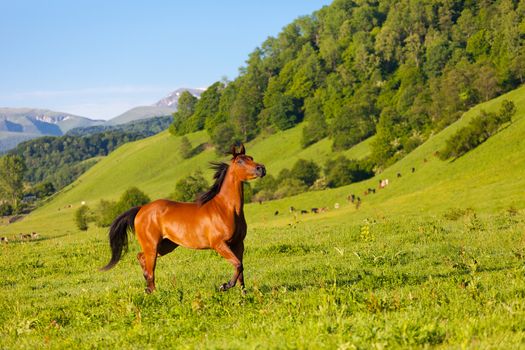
[137,249,157,294]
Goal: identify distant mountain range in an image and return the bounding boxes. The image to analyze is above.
[0,87,203,152]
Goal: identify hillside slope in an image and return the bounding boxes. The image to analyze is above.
[2,85,525,236]
[106,106,176,126]
[247,85,525,225]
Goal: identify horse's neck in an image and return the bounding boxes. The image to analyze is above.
[216,173,244,215]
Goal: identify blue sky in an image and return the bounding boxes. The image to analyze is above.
[0,0,332,119]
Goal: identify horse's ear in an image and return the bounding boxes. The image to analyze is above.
[230,144,238,157]
[238,143,245,155]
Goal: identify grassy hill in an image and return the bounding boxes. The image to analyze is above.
[1,86,525,348]
[5,84,525,235]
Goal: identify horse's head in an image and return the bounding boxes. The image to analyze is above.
[229,144,266,181]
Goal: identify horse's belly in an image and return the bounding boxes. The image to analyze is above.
[163,227,211,250]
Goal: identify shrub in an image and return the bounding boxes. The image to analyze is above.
[274,178,308,199]
[253,174,278,195]
[243,182,253,203]
[75,205,90,231]
[117,187,150,211]
[94,199,119,227]
[171,171,209,202]
[291,159,320,187]
[94,187,150,227]
[440,100,516,160]
[0,203,13,217]
[324,156,374,188]
[179,136,193,159]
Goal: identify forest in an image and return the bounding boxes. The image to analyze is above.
[170,0,525,169]
[9,116,172,191]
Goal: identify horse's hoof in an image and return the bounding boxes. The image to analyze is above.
[145,287,154,294]
[241,288,247,295]
[219,283,229,292]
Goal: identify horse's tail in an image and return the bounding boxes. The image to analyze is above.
[100,206,141,271]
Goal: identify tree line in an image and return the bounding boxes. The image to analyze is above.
[169,0,525,169]
[0,117,172,214]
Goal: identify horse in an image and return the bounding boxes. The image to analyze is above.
[101,144,266,294]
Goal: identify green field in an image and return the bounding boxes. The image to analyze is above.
[1,86,525,348]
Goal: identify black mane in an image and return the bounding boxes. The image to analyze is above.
[196,162,229,205]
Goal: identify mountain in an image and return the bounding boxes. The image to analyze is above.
[105,106,176,126]
[154,88,205,108]
[106,88,204,126]
[0,88,205,152]
[0,108,103,153]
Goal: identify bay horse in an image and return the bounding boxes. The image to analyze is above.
[101,144,266,293]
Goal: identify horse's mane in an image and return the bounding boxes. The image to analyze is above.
[196,162,229,205]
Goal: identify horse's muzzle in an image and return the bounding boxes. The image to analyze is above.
[255,165,266,178]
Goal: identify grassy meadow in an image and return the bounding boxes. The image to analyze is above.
[1,86,525,348]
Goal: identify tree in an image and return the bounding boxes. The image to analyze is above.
[94,199,118,227]
[498,100,516,123]
[117,187,150,211]
[75,205,90,231]
[211,123,238,155]
[474,64,500,102]
[0,155,26,209]
[301,95,328,148]
[274,178,308,199]
[291,159,320,187]
[171,171,209,202]
[170,91,198,135]
[191,82,224,131]
[179,136,193,159]
[324,156,374,188]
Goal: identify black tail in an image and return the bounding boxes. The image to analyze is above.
[100,206,141,271]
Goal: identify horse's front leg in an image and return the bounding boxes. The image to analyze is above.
[231,241,245,292]
[213,242,243,291]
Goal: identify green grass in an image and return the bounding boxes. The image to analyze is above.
[2,86,525,348]
[1,212,524,348]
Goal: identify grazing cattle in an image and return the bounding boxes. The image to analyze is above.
[311,208,319,214]
[412,167,416,173]
[31,232,39,239]
[370,188,376,194]
[356,197,362,209]
[397,172,402,178]
[300,210,308,214]
[334,202,340,209]
[347,194,355,203]
[289,206,295,213]
[274,210,279,216]
[0,237,8,243]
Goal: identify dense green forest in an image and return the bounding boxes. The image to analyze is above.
[170,0,525,168]
[9,116,172,191]
[67,116,171,136]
